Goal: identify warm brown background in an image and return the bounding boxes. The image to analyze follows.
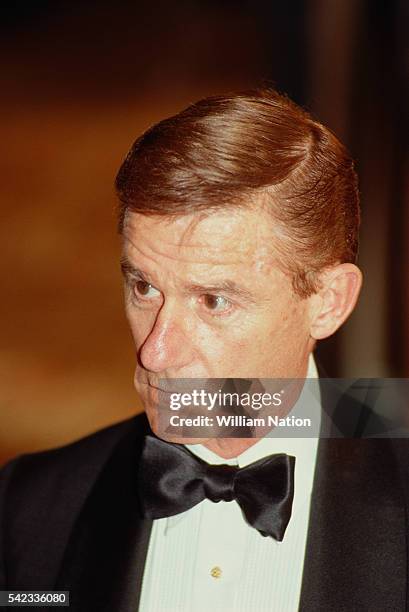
[1,1,408,466]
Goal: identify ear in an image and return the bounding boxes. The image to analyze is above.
[309,263,362,340]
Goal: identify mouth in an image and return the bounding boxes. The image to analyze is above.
[147,382,175,394]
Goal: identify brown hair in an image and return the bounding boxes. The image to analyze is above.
[115,88,360,297]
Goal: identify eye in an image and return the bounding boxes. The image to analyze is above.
[133,280,161,300]
[202,294,231,313]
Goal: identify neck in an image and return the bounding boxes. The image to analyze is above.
[202,357,312,459]
[202,437,261,459]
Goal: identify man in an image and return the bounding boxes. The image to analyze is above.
[0,88,408,611]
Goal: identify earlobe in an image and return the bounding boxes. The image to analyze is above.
[309,264,363,340]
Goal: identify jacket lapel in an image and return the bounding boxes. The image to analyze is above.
[299,380,408,611]
[54,420,153,612]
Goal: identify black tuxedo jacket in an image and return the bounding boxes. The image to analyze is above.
[1,381,409,611]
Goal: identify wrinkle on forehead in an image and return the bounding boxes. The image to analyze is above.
[122,208,279,272]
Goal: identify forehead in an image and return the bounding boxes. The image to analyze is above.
[122,207,278,272]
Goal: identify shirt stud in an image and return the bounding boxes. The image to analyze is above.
[210,566,222,579]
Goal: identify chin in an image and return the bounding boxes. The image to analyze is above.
[146,412,209,445]
[142,403,208,445]
[153,429,210,446]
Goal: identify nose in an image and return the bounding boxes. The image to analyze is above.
[138,301,193,374]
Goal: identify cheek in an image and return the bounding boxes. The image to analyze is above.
[196,317,259,373]
[268,301,309,341]
[254,297,309,341]
[264,302,311,366]
[185,321,246,373]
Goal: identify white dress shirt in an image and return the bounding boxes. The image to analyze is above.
[139,357,321,612]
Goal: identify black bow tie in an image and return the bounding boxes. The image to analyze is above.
[138,435,295,541]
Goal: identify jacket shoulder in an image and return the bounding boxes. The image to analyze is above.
[0,413,147,495]
[0,412,149,587]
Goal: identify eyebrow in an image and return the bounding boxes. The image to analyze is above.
[119,255,257,304]
[120,257,155,283]
[185,280,257,303]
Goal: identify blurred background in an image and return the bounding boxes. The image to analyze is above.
[1,0,408,466]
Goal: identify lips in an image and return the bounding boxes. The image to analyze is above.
[148,383,174,394]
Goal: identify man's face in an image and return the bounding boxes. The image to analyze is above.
[121,206,315,434]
